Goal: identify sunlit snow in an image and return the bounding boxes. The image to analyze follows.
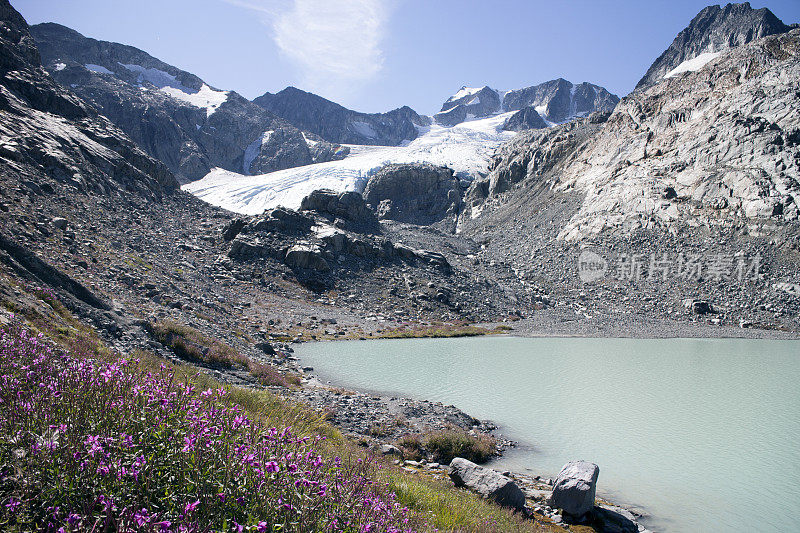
[242,131,273,174]
[118,63,229,117]
[183,112,517,215]
[84,63,112,74]
[664,52,721,78]
[446,86,484,104]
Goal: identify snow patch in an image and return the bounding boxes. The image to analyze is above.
[302,133,318,146]
[467,96,482,106]
[118,63,228,117]
[118,63,184,90]
[350,121,377,140]
[242,131,274,174]
[161,84,229,117]
[53,62,66,71]
[184,112,517,214]
[447,86,483,103]
[85,64,112,75]
[664,52,721,79]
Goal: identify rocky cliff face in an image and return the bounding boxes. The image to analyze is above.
[253,87,430,146]
[0,5,176,198]
[556,29,800,241]
[635,2,795,92]
[463,112,610,217]
[453,26,800,332]
[363,163,463,230]
[470,30,800,240]
[30,23,347,183]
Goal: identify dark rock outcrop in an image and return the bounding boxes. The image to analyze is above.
[30,23,346,183]
[253,86,429,146]
[549,461,599,519]
[502,106,548,132]
[448,458,526,510]
[363,163,462,229]
[299,189,379,233]
[635,2,795,91]
[0,2,177,198]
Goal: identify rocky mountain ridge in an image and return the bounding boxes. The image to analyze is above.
[253,86,430,146]
[434,80,619,129]
[636,1,797,91]
[30,23,349,183]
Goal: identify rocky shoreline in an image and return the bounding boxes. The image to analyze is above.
[274,333,706,532]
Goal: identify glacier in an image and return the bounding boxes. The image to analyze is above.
[183,112,517,215]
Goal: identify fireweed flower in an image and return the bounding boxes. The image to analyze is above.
[0,322,420,532]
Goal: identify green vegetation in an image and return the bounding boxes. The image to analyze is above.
[146,319,247,368]
[396,428,497,465]
[0,284,545,532]
[377,323,492,339]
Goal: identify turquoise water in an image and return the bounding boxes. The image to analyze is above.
[297,336,800,532]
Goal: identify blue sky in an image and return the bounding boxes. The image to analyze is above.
[13,1,800,115]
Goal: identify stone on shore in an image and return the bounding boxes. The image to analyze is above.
[549,460,599,518]
[449,457,526,510]
[379,444,402,456]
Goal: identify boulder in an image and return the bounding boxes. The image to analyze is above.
[682,299,713,314]
[228,236,268,259]
[284,244,330,272]
[549,461,599,518]
[51,217,68,230]
[299,189,378,232]
[379,444,402,456]
[594,505,639,533]
[363,163,463,228]
[222,218,245,241]
[448,458,526,510]
[254,341,276,355]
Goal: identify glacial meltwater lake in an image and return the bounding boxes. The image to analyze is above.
[297,336,800,532]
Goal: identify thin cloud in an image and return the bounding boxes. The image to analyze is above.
[225,0,392,97]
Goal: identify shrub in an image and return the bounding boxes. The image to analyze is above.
[396,435,424,462]
[147,320,247,368]
[423,429,497,465]
[0,322,418,532]
[247,360,302,388]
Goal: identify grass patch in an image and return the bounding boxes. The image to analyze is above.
[383,469,543,533]
[146,319,247,368]
[377,323,493,339]
[424,428,497,465]
[247,359,302,388]
[395,428,497,465]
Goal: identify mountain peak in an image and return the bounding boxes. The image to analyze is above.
[635,2,793,91]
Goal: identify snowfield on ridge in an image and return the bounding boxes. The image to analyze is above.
[183,112,517,215]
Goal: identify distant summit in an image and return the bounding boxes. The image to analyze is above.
[253,87,430,147]
[434,80,619,129]
[636,2,795,91]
